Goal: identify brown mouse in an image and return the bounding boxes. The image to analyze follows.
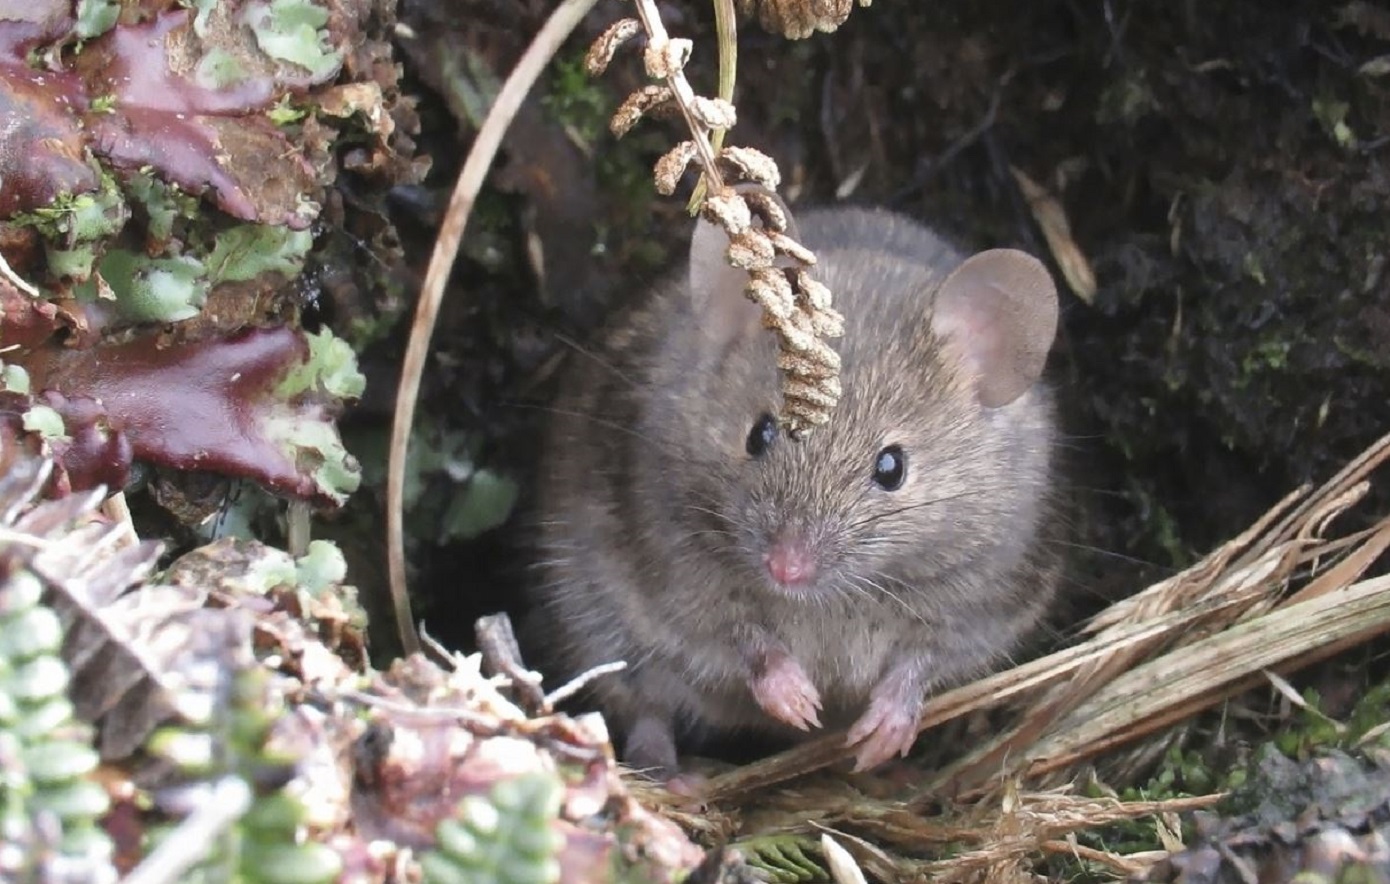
[530,197,1063,777]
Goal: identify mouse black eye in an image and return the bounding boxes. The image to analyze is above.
[746,412,778,457]
[872,445,908,491]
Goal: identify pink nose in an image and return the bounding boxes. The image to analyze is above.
[764,536,817,586]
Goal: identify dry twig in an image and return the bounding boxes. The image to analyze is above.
[385,0,602,655]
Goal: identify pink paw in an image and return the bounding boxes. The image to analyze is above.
[749,653,822,731]
[846,691,922,772]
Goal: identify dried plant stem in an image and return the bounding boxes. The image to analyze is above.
[632,0,725,193]
[123,776,252,884]
[688,0,739,213]
[386,0,601,656]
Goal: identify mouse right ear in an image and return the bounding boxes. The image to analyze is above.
[931,249,1059,408]
[688,186,798,355]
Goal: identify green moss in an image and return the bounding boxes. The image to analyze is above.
[18,177,129,281]
[542,54,610,150]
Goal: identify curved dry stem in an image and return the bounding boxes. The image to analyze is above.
[386,0,602,656]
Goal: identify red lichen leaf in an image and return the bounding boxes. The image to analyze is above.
[0,49,95,218]
[76,10,317,228]
[0,387,128,499]
[39,389,133,493]
[24,325,356,505]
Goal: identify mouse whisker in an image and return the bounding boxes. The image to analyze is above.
[847,490,986,531]
[511,403,676,453]
[847,573,931,628]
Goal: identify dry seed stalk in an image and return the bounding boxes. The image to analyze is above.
[586,0,844,436]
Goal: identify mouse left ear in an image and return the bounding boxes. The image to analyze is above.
[930,249,1059,408]
[688,185,799,355]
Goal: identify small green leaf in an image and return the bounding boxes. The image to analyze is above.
[2,364,31,394]
[419,852,472,884]
[21,405,66,439]
[11,697,78,740]
[94,250,207,323]
[0,606,64,659]
[31,779,111,821]
[295,540,347,592]
[22,742,99,784]
[440,470,519,542]
[75,0,120,39]
[252,843,344,884]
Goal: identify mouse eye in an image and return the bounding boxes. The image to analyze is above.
[746,412,778,457]
[872,445,908,491]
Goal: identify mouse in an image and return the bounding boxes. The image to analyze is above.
[529,193,1064,778]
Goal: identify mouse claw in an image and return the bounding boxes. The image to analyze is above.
[846,689,923,772]
[749,653,822,731]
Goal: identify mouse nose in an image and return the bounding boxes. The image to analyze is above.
[764,535,818,586]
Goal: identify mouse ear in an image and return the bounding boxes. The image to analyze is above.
[931,249,1059,408]
[688,185,799,354]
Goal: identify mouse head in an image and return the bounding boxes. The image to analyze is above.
[668,207,1059,604]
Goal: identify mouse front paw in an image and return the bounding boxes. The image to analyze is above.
[846,666,927,772]
[748,652,822,731]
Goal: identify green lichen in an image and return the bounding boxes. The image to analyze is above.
[275,327,366,401]
[184,0,220,37]
[125,171,200,244]
[244,0,341,82]
[20,178,128,281]
[21,405,66,439]
[74,0,120,40]
[207,224,313,284]
[82,249,207,323]
[196,48,249,91]
[2,363,31,395]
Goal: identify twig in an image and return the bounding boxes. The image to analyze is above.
[123,777,252,884]
[546,660,628,707]
[385,0,602,656]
